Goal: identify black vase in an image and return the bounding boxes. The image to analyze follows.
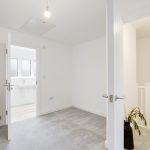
[124,121,134,149]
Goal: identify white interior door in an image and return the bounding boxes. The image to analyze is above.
[0,44,6,127]
[105,0,124,149]
[1,33,12,140]
[6,33,12,140]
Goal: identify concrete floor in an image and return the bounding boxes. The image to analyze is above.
[1,107,149,150]
[0,107,106,150]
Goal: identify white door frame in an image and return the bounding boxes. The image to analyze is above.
[0,34,11,138]
[6,42,41,139]
[35,47,41,116]
[0,37,41,130]
[9,45,40,117]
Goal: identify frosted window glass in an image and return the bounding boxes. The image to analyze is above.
[31,61,36,76]
[21,60,31,76]
[10,59,18,77]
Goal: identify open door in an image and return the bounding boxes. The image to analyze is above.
[1,33,12,140]
[103,0,124,149]
[5,33,12,140]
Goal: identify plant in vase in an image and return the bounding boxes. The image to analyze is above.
[124,107,147,149]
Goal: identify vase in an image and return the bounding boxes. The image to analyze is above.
[124,121,134,149]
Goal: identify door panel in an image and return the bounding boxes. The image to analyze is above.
[0,33,11,140]
[0,44,6,126]
[6,33,11,140]
[106,0,124,149]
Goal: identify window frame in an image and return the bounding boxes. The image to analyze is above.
[21,59,32,77]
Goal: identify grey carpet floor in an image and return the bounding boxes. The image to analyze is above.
[0,107,106,150]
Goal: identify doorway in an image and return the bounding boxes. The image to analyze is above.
[123,15,150,149]
[10,45,37,123]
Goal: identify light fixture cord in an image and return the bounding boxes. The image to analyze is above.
[46,0,49,10]
[46,0,52,10]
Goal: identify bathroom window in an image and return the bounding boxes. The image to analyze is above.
[21,60,31,77]
[31,61,36,76]
[10,58,18,77]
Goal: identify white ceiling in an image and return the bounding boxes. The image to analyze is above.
[0,0,150,44]
[120,0,150,19]
[132,16,150,39]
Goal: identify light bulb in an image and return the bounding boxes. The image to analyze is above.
[44,10,51,18]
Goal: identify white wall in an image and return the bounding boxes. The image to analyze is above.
[0,26,107,126]
[136,37,150,128]
[123,24,138,114]
[72,37,107,117]
[137,37,150,84]
[0,27,72,124]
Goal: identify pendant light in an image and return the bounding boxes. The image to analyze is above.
[44,0,51,19]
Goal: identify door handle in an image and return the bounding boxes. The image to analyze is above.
[3,83,9,86]
[102,94,113,103]
[3,83,14,87]
[3,83,14,91]
[115,96,125,101]
[102,94,108,98]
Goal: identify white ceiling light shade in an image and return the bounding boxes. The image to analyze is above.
[44,10,51,18]
[44,0,51,19]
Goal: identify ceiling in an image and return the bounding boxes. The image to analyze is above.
[132,16,150,39]
[0,0,150,45]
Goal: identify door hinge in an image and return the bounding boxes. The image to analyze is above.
[6,110,8,115]
[6,49,8,54]
[0,116,1,120]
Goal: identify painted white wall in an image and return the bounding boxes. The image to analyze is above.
[72,37,107,117]
[0,26,107,126]
[123,24,138,114]
[137,37,150,84]
[136,37,150,128]
[0,28,9,44]
[0,27,72,124]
